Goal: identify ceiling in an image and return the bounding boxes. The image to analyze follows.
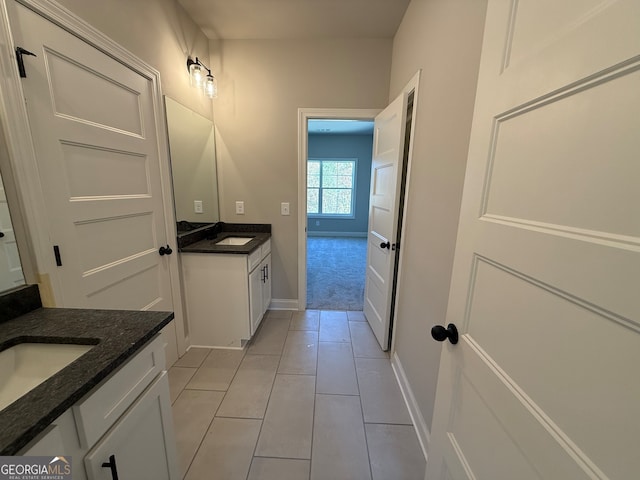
[177,0,411,40]
[308,119,374,135]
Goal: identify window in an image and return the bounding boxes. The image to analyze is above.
[307,159,356,216]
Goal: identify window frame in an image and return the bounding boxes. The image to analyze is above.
[307,158,357,218]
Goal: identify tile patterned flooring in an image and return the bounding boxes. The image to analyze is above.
[168,310,426,480]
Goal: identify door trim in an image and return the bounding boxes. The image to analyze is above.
[0,0,187,356]
[297,108,380,311]
[389,70,420,355]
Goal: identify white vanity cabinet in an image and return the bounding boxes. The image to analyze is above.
[182,239,271,348]
[249,252,271,336]
[20,336,178,480]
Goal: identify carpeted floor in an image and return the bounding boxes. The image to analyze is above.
[306,236,367,311]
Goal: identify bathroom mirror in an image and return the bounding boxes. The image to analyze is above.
[164,96,219,226]
[0,169,25,292]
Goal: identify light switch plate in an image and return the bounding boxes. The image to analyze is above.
[194,200,203,214]
[281,202,290,215]
[236,201,245,214]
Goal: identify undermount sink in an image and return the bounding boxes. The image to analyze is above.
[0,342,94,410]
[215,236,254,246]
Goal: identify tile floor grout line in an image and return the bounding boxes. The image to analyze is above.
[351,330,375,480]
[178,359,230,480]
[252,455,311,461]
[314,392,360,398]
[213,414,268,420]
[307,318,320,480]
[364,420,416,426]
[183,386,228,392]
[309,334,319,480]
[246,317,287,478]
[196,341,262,479]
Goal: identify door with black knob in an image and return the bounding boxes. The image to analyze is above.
[363,83,414,351]
[426,1,640,478]
[6,2,182,366]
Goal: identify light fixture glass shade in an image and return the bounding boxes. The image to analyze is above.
[189,62,204,88]
[204,74,217,98]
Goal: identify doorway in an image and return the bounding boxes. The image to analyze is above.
[306,120,374,310]
[297,109,379,312]
[298,73,419,351]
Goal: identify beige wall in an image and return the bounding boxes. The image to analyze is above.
[55,0,213,121]
[209,38,392,300]
[389,0,487,433]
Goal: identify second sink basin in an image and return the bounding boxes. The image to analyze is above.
[0,342,94,410]
[215,236,253,246]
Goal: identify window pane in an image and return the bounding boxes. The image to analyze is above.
[323,175,338,188]
[322,162,337,177]
[337,175,352,188]
[308,174,320,188]
[307,188,319,214]
[336,189,352,214]
[322,189,338,214]
[322,189,352,215]
[308,161,320,176]
[337,162,353,176]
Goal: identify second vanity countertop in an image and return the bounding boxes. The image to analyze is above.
[178,222,271,255]
[0,306,173,455]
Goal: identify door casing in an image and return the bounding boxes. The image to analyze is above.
[296,71,420,356]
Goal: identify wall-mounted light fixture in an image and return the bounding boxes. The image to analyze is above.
[186,56,217,99]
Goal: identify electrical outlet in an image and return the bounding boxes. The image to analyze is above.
[281,202,290,216]
[194,200,203,214]
[236,201,245,214]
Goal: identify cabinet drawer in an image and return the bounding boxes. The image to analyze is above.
[73,335,165,447]
[261,238,271,258]
[248,248,262,272]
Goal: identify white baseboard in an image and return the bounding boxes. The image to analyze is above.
[307,231,367,238]
[268,298,299,310]
[391,352,430,462]
[189,344,244,351]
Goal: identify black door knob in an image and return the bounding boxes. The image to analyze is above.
[159,245,173,256]
[380,241,390,249]
[0,232,4,238]
[431,323,459,345]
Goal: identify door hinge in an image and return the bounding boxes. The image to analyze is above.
[16,47,36,78]
[53,245,62,266]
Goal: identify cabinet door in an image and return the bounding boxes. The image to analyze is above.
[21,410,89,480]
[249,265,263,336]
[84,372,178,480]
[262,254,272,315]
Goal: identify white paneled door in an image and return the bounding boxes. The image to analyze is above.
[9,3,178,363]
[363,93,407,350]
[426,1,640,479]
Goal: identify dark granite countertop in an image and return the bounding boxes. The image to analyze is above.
[179,223,271,254]
[180,231,271,254]
[0,307,173,455]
